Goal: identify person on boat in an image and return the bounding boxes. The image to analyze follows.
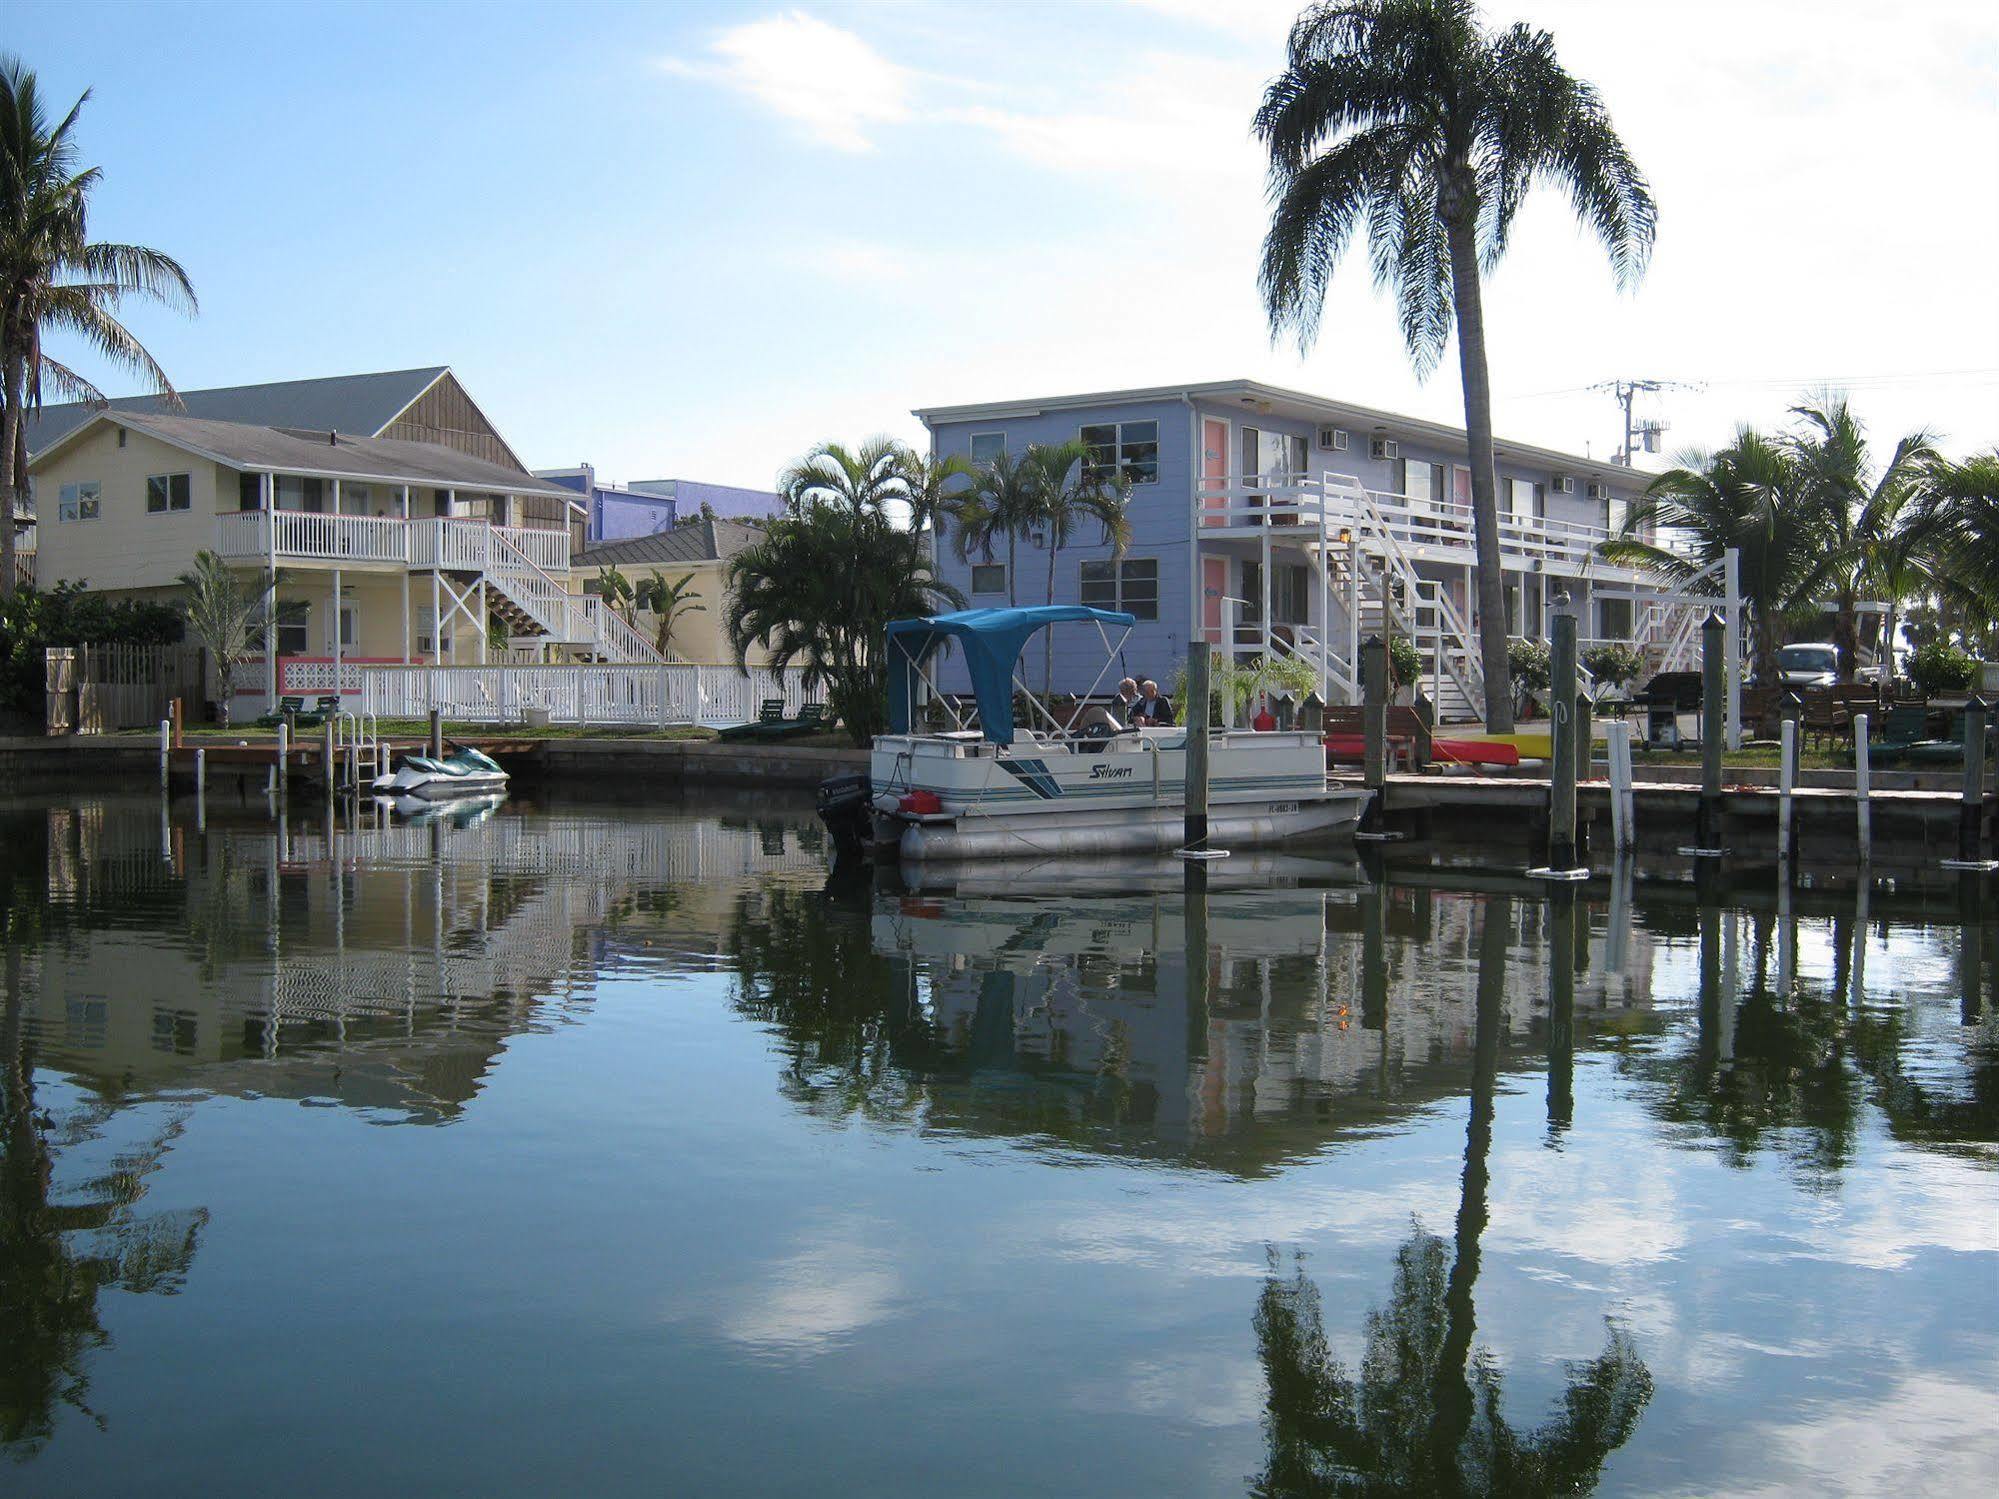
[1114,678,1140,723]
[1132,680,1174,726]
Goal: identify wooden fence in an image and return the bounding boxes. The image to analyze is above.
[45,644,207,735]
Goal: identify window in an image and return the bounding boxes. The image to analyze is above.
[1250,429,1308,479]
[1079,420,1159,485]
[275,601,310,657]
[970,562,1007,596]
[1504,478,1542,519]
[57,481,101,523]
[1083,557,1158,619]
[1241,562,1310,626]
[417,605,451,657]
[1598,597,1633,641]
[969,432,1006,467]
[151,1008,198,1055]
[147,472,193,514]
[239,471,265,511]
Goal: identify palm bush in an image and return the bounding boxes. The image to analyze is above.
[176,552,277,726]
[1912,451,1999,651]
[951,450,1041,607]
[1,57,197,599]
[633,570,703,658]
[1022,440,1131,692]
[725,501,962,745]
[1254,0,1654,731]
[1907,641,1976,698]
[1583,642,1646,698]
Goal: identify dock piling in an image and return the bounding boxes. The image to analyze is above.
[1607,720,1635,851]
[1946,695,1995,870]
[428,708,444,761]
[1545,599,1581,870]
[1361,635,1387,792]
[159,719,171,788]
[1698,610,1726,850]
[1778,714,1798,869]
[1183,641,1210,854]
[195,747,207,830]
[1853,712,1872,855]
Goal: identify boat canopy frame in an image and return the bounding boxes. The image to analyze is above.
[885,605,1136,748]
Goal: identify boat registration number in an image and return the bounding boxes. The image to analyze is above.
[1269,801,1299,814]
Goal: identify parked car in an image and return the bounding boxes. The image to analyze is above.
[1767,642,1839,690]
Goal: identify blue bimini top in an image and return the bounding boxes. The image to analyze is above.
[884,605,1135,748]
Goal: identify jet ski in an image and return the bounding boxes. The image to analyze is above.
[370,744,509,800]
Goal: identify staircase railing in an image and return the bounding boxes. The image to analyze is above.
[485,528,660,665]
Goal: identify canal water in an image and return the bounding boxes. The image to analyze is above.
[2,790,1993,1496]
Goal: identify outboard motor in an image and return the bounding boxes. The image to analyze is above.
[815,773,873,861]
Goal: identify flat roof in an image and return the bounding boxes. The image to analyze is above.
[913,378,1638,483]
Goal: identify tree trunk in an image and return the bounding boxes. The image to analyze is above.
[1007,534,1018,607]
[1,351,24,603]
[1443,211,1514,732]
[1834,588,1858,682]
[1045,538,1058,696]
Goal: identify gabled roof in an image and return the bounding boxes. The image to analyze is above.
[23,367,450,457]
[574,518,766,568]
[32,410,582,501]
[913,378,1641,486]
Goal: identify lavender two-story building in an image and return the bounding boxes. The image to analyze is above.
[918,380,1697,721]
[535,463,782,544]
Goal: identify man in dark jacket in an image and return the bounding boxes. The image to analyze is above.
[1132,679,1174,726]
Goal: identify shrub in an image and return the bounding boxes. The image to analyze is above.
[1387,635,1423,689]
[1583,643,1646,693]
[0,581,184,717]
[1507,637,1551,692]
[1907,640,1977,697]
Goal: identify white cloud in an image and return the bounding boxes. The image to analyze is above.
[715,1222,906,1359]
[801,238,916,284]
[655,11,913,153]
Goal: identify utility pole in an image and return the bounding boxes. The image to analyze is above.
[1588,378,1704,465]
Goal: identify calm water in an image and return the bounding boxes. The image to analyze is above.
[2,789,1994,1496]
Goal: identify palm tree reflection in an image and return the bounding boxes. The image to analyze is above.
[1,912,207,1456]
[1252,896,1652,1497]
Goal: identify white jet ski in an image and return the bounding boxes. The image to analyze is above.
[371,744,509,801]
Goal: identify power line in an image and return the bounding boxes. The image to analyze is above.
[1503,367,1999,401]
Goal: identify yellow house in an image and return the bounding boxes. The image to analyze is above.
[572,517,774,667]
[28,409,663,711]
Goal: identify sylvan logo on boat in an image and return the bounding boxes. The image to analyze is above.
[1089,763,1134,779]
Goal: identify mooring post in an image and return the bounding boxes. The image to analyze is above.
[1853,711,1872,855]
[159,718,171,788]
[1961,695,1990,864]
[1606,720,1632,851]
[1778,691,1803,782]
[1548,599,1579,869]
[1361,634,1387,791]
[1698,610,1726,849]
[1414,690,1435,770]
[428,708,444,762]
[322,716,337,792]
[1184,640,1210,852]
[1575,689,1593,856]
[1778,708,1799,869]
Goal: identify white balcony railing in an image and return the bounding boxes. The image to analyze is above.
[215,511,570,572]
[1192,471,1646,575]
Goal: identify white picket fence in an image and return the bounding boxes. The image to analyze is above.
[355,663,824,728]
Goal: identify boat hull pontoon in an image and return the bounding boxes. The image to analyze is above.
[370,746,510,802]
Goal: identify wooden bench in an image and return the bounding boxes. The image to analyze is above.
[1324,706,1431,768]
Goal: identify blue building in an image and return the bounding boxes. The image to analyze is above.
[534,463,782,544]
[918,380,1692,721]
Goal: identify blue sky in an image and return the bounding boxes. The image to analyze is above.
[13,0,1998,489]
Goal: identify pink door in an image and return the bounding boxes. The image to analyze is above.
[1203,557,1227,643]
[1202,418,1229,527]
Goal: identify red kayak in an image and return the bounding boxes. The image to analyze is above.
[1324,734,1520,768]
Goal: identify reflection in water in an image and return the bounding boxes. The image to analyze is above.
[0,790,1992,1492]
[1251,898,1652,1497]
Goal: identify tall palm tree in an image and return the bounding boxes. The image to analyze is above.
[1601,431,1832,682]
[176,550,278,728]
[1782,396,1936,681]
[895,448,976,537]
[1022,439,1132,694]
[1255,0,1656,732]
[632,569,704,659]
[952,449,1042,607]
[1,57,197,600]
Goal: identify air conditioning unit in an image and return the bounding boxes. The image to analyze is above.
[1370,437,1399,460]
[1586,480,1610,502]
[1318,426,1350,452]
[1551,473,1576,494]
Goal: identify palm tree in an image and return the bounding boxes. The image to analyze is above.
[895,448,976,537]
[1022,439,1132,693]
[1,57,197,600]
[1601,432,1832,682]
[1254,0,1655,732]
[777,435,906,518]
[176,550,277,728]
[632,569,704,659]
[725,501,963,745]
[952,449,1042,607]
[1783,396,1936,681]
[1912,451,1999,640]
